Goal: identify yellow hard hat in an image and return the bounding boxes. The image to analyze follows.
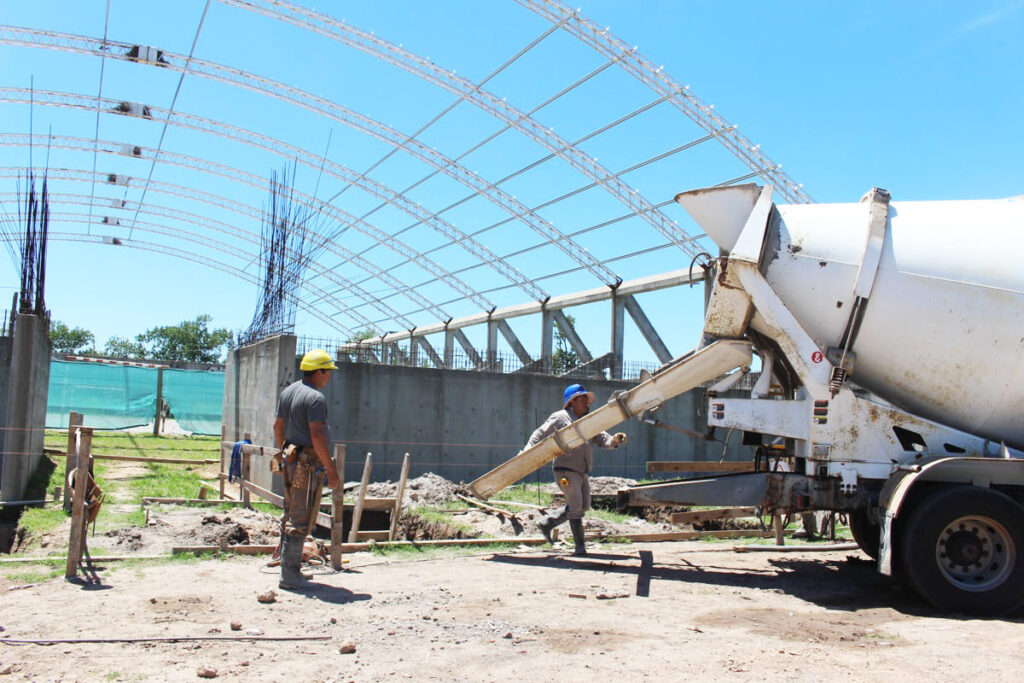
[300,349,337,371]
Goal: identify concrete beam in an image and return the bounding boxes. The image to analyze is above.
[454,329,483,368]
[341,269,699,347]
[623,295,672,364]
[496,320,532,365]
[413,335,443,368]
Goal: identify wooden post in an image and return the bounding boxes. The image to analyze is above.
[347,453,372,543]
[330,443,346,571]
[240,432,251,505]
[773,513,785,546]
[152,368,164,436]
[62,411,83,513]
[389,453,411,541]
[65,428,93,579]
[218,427,227,500]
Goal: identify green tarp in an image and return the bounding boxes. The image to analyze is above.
[46,360,224,435]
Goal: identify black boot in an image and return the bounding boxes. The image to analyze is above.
[569,519,587,556]
[278,534,308,589]
[537,505,568,544]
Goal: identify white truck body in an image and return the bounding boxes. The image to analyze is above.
[472,183,1024,614]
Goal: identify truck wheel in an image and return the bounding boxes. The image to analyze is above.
[848,509,880,560]
[899,485,1024,615]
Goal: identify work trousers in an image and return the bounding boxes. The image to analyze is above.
[555,469,590,520]
[281,454,324,538]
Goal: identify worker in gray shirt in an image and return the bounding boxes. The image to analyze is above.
[529,383,626,555]
[273,349,342,589]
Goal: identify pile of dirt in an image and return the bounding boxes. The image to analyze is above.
[364,472,460,507]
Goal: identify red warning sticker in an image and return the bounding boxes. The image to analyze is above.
[811,351,823,364]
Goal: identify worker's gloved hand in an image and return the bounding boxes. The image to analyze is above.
[614,432,628,447]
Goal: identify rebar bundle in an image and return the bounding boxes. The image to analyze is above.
[2,170,50,315]
[239,165,319,345]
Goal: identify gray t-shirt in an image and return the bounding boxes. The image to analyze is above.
[276,379,330,448]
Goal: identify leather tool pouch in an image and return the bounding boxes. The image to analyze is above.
[290,452,311,491]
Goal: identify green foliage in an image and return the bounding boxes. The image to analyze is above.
[552,314,580,374]
[49,320,95,354]
[101,315,231,362]
[136,314,232,362]
[494,483,554,508]
[103,335,146,359]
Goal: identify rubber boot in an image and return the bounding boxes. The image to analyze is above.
[278,534,308,590]
[569,519,587,556]
[537,505,568,544]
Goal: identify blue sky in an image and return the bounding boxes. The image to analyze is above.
[0,1,1020,365]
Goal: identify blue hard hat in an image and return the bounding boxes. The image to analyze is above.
[563,383,595,409]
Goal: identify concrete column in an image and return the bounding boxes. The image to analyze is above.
[486,319,498,370]
[443,329,455,369]
[611,294,625,379]
[541,309,554,373]
[1,313,49,501]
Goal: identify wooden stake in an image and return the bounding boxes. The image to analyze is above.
[65,428,93,579]
[240,432,252,507]
[347,453,372,543]
[62,411,82,513]
[331,443,346,571]
[773,513,785,546]
[389,452,410,541]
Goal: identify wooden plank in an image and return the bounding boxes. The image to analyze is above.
[647,461,755,473]
[142,497,242,506]
[670,507,757,525]
[173,536,553,556]
[65,428,93,579]
[356,530,391,542]
[600,529,791,542]
[50,453,219,465]
[331,444,346,571]
[2,554,170,564]
[239,480,283,507]
[348,453,372,544]
[487,499,545,510]
[62,412,82,513]
[389,452,410,541]
[733,542,859,553]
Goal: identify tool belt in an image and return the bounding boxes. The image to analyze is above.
[271,443,304,474]
[279,444,316,491]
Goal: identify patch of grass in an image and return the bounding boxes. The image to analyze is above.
[588,508,635,524]
[4,568,61,583]
[493,482,553,508]
[408,506,475,536]
[16,505,67,538]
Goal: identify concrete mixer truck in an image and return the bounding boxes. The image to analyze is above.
[471,184,1024,615]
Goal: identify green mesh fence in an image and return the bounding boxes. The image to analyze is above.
[162,368,224,435]
[46,361,224,434]
[47,360,158,430]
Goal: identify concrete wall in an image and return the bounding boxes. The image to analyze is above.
[0,314,52,501]
[221,335,296,491]
[224,334,748,490]
[322,360,744,485]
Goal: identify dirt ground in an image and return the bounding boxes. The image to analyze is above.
[2,540,1023,681]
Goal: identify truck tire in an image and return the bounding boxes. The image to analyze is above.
[899,485,1024,615]
[848,509,880,560]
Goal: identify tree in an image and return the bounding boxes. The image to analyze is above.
[136,315,233,362]
[49,321,95,355]
[101,315,232,362]
[551,314,580,374]
[103,336,146,359]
